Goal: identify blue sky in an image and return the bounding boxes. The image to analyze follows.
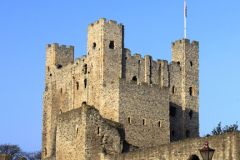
[0,0,240,152]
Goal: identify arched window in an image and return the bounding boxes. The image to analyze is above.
[132,76,137,81]
[109,41,114,49]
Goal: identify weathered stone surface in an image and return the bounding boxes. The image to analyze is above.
[42,18,200,160]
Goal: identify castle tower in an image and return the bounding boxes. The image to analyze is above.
[42,44,74,158]
[170,39,199,141]
[86,18,124,121]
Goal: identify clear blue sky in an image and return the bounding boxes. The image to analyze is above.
[1,0,240,152]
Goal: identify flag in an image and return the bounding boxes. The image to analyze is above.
[185,4,187,17]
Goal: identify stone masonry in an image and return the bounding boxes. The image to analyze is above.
[42,18,199,159]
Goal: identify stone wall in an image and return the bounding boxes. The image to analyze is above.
[118,78,170,148]
[103,131,240,160]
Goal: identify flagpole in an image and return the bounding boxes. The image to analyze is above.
[184,0,187,38]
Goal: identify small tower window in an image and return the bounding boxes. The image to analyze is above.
[82,102,86,105]
[172,86,176,94]
[109,41,114,49]
[159,64,161,69]
[189,110,193,119]
[189,87,194,96]
[84,64,87,74]
[138,60,141,63]
[60,88,62,93]
[97,127,100,135]
[190,61,193,67]
[132,76,137,81]
[128,117,131,124]
[186,130,190,138]
[171,130,175,136]
[93,42,96,49]
[177,61,180,65]
[158,121,161,127]
[84,79,87,88]
[143,119,146,125]
[76,82,79,90]
[50,74,52,76]
[170,106,176,117]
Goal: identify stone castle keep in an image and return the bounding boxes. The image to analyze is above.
[42,18,201,159]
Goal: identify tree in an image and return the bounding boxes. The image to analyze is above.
[0,144,41,160]
[0,144,23,160]
[211,121,238,135]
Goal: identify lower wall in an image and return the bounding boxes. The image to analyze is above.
[102,131,240,160]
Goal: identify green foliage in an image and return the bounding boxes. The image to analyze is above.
[211,121,238,136]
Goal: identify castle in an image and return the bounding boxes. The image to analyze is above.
[41,18,240,160]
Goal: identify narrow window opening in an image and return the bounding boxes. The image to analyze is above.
[76,128,78,135]
[97,127,100,134]
[132,76,137,81]
[172,130,175,136]
[172,86,176,94]
[84,79,87,88]
[138,60,141,63]
[189,87,194,96]
[60,88,62,93]
[60,109,62,114]
[57,64,62,69]
[125,57,127,60]
[177,61,180,65]
[186,130,190,138]
[128,117,131,124]
[143,119,146,125]
[93,42,96,49]
[109,41,114,49]
[76,82,79,90]
[50,74,52,76]
[189,110,193,120]
[84,64,87,74]
[190,61,193,67]
[47,67,50,72]
[170,106,176,117]
[45,148,47,156]
[159,64,161,69]
[158,121,161,127]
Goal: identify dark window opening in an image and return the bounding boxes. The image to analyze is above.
[50,74,52,76]
[97,127,100,134]
[189,110,193,119]
[189,87,194,96]
[57,64,62,69]
[84,79,87,88]
[143,119,146,125]
[84,64,87,74]
[76,82,79,90]
[158,121,161,127]
[190,61,193,67]
[109,41,114,49]
[189,155,200,160]
[125,57,127,60]
[177,61,180,65]
[45,148,47,156]
[93,42,96,49]
[186,130,190,138]
[132,76,137,81]
[171,130,175,136]
[128,117,131,124]
[138,60,141,63]
[82,102,86,105]
[60,88,62,93]
[172,86,176,94]
[159,64,161,69]
[170,106,176,117]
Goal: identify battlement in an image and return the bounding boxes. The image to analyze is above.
[88,18,123,28]
[46,43,74,50]
[171,39,199,47]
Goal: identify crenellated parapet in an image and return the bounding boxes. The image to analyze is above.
[88,18,123,28]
